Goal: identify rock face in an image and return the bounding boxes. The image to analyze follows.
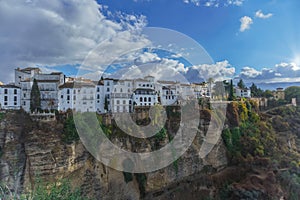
[0,110,228,199]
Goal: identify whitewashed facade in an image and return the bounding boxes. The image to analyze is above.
[0,85,21,110]
[15,68,65,112]
[234,87,251,98]
[133,77,158,107]
[58,81,96,112]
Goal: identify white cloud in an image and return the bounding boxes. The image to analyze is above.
[255,10,273,19]
[240,66,261,78]
[186,60,235,82]
[239,16,253,32]
[0,0,149,83]
[239,63,300,83]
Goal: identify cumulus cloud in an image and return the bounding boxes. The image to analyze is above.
[239,16,253,32]
[239,63,300,83]
[0,0,149,83]
[255,10,273,19]
[185,60,235,82]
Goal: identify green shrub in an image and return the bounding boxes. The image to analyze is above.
[62,116,79,143]
[135,173,147,197]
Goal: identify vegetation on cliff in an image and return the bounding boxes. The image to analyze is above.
[219,101,300,200]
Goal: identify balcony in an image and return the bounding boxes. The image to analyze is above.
[111,93,132,99]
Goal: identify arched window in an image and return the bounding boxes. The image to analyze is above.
[148,97,151,102]
[140,97,143,102]
[144,97,147,102]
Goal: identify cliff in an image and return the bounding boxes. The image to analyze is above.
[0,109,227,199]
[1,103,300,199]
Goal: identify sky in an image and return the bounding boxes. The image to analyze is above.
[1,0,300,89]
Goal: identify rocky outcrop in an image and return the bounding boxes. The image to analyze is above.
[0,110,228,199]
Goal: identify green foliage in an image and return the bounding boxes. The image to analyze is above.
[104,96,109,111]
[32,179,86,200]
[155,127,167,141]
[228,79,235,101]
[135,173,147,197]
[30,79,41,112]
[223,101,277,159]
[285,86,300,103]
[250,83,264,97]
[237,79,246,89]
[0,179,87,200]
[123,172,133,183]
[262,89,273,98]
[62,116,79,143]
[0,112,5,121]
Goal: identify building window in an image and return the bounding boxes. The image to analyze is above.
[67,89,70,94]
[140,97,143,102]
[114,88,117,92]
[97,94,100,99]
[144,97,147,102]
[14,89,17,94]
[107,88,110,92]
[97,87,100,92]
[123,100,126,104]
[148,97,151,102]
[24,93,26,98]
[120,88,123,93]
[129,100,132,104]
[117,100,120,104]
[73,96,76,100]
[128,89,130,93]
[74,90,76,94]
[4,89,8,94]
[61,95,63,99]
[14,96,17,101]
[107,81,110,86]
[4,96,8,101]
[67,96,70,100]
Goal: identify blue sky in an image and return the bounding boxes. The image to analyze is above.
[99,0,300,72]
[0,0,300,88]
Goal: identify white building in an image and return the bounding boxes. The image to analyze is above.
[133,76,158,107]
[0,85,21,110]
[110,79,134,113]
[192,83,210,98]
[234,87,251,98]
[156,80,180,105]
[15,68,65,112]
[58,81,96,112]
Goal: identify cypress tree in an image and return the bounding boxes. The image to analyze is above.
[30,78,41,112]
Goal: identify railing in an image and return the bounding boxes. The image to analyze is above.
[111,93,132,98]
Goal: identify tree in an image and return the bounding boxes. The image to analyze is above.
[250,83,264,97]
[262,90,273,98]
[228,79,235,101]
[237,79,246,89]
[285,86,300,103]
[30,79,41,112]
[104,95,109,111]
